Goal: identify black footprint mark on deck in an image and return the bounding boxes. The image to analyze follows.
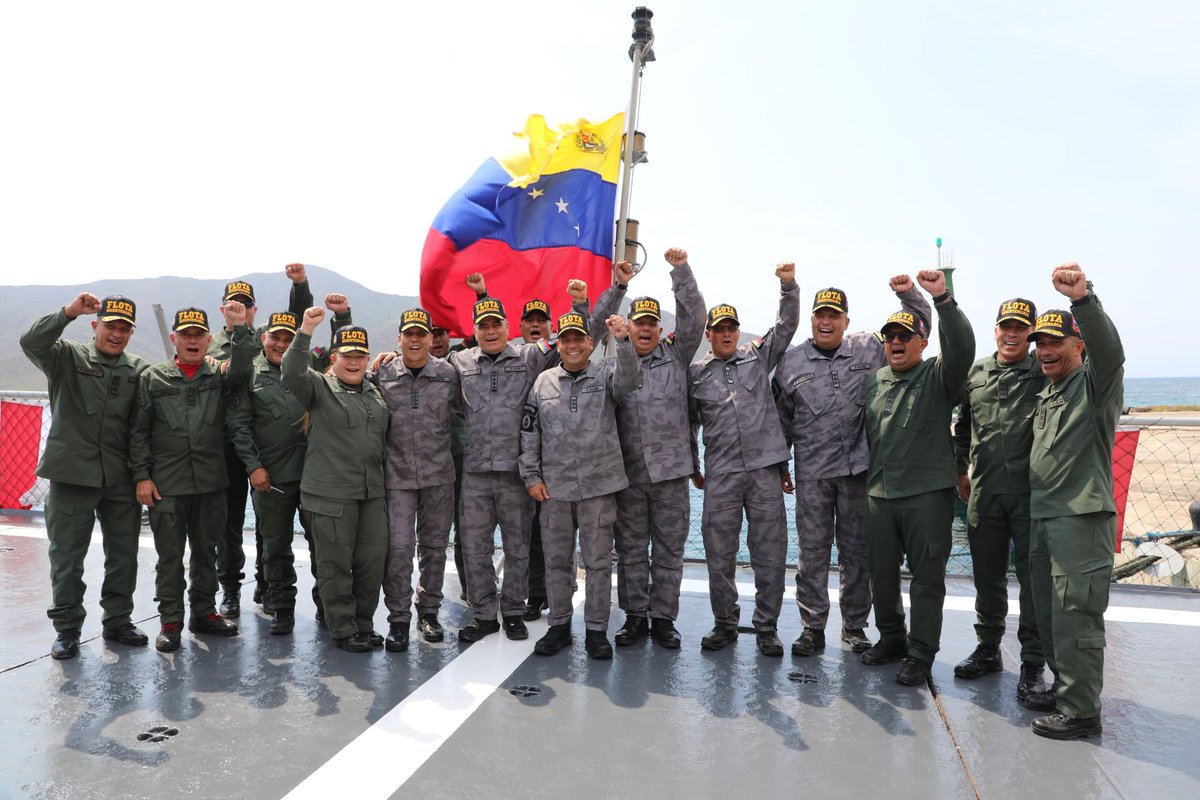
[137,726,180,743]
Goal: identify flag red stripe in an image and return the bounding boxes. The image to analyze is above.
[0,401,43,510]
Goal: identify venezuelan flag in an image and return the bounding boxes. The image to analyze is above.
[420,113,625,337]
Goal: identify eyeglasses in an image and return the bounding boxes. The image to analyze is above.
[884,331,915,343]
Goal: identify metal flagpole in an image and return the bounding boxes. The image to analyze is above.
[152,303,174,359]
[615,6,654,273]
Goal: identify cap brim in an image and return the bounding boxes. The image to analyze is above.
[174,325,209,333]
[558,326,588,336]
[707,314,738,328]
[224,295,255,305]
[813,303,846,313]
[881,322,919,336]
[629,311,661,321]
[98,315,135,325]
[400,322,431,333]
[1028,329,1071,342]
[335,345,370,353]
[997,315,1034,326]
[266,325,296,334]
[474,313,505,323]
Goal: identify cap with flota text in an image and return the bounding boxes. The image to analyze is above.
[173,307,210,333]
[266,311,297,334]
[996,298,1037,326]
[706,303,740,329]
[400,308,432,333]
[98,296,136,326]
[880,310,928,338]
[521,299,551,320]
[628,296,661,321]
[333,325,370,353]
[556,312,589,336]
[812,288,848,313]
[1028,310,1080,341]
[223,281,255,305]
[473,297,506,324]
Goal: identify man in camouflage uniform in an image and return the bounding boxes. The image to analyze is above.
[689,262,799,657]
[773,275,929,658]
[21,293,151,659]
[861,270,975,687]
[372,307,462,652]
[607,247,705,649]
[1024,264,1124,740]
[214,264,322,617]
[951,298,1046,700]
[130,304,256,652]
[520,311,638,659]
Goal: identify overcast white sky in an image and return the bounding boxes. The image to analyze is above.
[3,1,1197,377]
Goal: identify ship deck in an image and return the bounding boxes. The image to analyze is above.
[1,513,1198,800]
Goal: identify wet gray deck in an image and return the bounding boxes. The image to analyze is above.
[1,513,1197,800]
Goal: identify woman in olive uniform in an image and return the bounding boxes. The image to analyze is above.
[282,307,389,653]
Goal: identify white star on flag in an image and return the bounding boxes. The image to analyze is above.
[555,198,569,213]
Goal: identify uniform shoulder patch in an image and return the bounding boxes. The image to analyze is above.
[665,331,676,345]
[873,332,885,343]
[536,339,553,354]
[752,336,765,350]
[521,401,538,432]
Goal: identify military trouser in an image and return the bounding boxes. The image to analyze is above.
[526,505,546,601]
[301,492,387,641]
[383,483,454,625]
[44,481,142,632]
[542,494,617,631]
[967,491,1043,665]
[459,471,532,621]
[700,467,787,631]
[149,490,227,624]
[1029,511,1115,720]
[794,474,871,631]
[614,476,689,621]
[216,446,260,593]
[451,452,467,598]
[865,488,955,664]
[252,480,306,610]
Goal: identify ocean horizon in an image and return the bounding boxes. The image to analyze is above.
[1123,377,1200,408]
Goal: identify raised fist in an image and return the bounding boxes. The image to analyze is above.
[776,261,796,284]
[324,293,349,315]
[465,272,486,295]
[285,263,307,283]
[664,247,688,268]
[1051,262,1088,301]
[66,292,102,319]
[889,274,914,294]
[606,314,629,340]
[613,260,635,285]
[302,306,326,332]
[222,300,248,327]
[567,279,588,302]
[916,269,947,296]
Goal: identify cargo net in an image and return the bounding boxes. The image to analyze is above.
[0,392,51,510]
[682,421,1200,589]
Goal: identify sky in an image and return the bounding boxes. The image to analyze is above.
[2,1,1197,377]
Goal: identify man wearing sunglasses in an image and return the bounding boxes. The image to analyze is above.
[861,269,975,687]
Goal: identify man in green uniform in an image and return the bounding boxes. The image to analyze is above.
[952,298,1046,700]
[129,304,255,652]
[214,264,317,617]
[1024,263,1124,740]
[862,269,975,687]
[21,293,151,659]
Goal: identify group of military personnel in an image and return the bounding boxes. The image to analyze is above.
[21,251,1124,741]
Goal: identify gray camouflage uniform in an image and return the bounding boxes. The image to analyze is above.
[447,337,560,622]
[372,356,462,627]
[519,338,639,630]
[607,265,706,622]
[689,280,800,631]
[773,286,929,632]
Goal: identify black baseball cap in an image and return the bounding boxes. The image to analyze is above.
[521,299,551,320]
[881,310,929,339]
[173,307,210,333]
[266,311,298,334]
[812,288,848,313]
[996,298,1037,326]
[473,297,506,324]
[1028,309,1080,341]
[97,296,136,326]
[557,312,589,336]
[332,325,370,353]
[706,303,739,329]
[400,308,433,333]
[223,281,255,304]
[628,296,661,321]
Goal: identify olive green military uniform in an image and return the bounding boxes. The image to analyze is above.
[864,298,975,665]
[210,280,323,601]
[1028,295,1123,720]
[282,330,389,641]
[128,327,255,625]
[953,354,1045,665]
[20,308,150,633]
